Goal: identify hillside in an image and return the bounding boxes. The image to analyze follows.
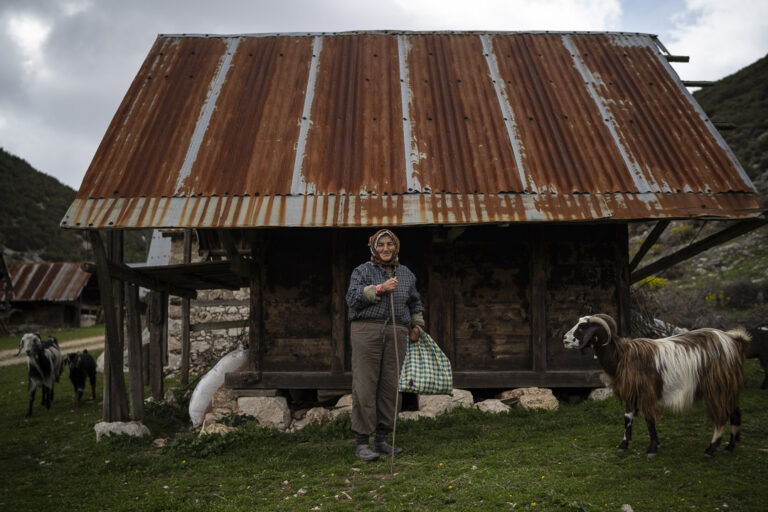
[0,148,149,264]
[693,53,768,181]
[629,55,768,333]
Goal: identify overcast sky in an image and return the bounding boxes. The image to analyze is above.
[1,0,766,190]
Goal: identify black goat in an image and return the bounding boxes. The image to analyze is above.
[17,333,64,417]
[746,328,768,389]
[67,350,97,406]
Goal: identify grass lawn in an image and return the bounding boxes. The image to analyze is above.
[0,357,766,511]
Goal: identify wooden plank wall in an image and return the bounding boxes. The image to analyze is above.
[544,224,624,371]
[262,230,332,371]
[253,224,621,378]
[451,227,531,371]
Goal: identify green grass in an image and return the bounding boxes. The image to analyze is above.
[0,325,104,351]
[1,359,767,511]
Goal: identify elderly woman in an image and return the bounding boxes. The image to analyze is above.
[345,228,425,461]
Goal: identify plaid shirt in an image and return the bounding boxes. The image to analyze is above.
[346,262,424,326]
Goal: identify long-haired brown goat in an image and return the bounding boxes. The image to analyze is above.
[563,314,750,458]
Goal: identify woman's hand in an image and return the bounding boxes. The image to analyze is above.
[380,277,398,293]
[409,326,422,342]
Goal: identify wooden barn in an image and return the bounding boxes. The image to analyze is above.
[2,262,100,329]
[60,31,765,421]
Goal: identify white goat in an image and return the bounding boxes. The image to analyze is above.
[17,333,64,417]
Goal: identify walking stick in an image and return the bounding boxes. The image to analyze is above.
[389,291,399,474]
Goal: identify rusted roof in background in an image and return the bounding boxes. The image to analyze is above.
[62,31,764,229]
[5,263,92,302]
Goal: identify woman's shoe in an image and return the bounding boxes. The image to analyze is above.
[356,444,380,461]
[374,441,403,456]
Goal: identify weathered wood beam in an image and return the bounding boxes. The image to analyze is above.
[632,218,768,283]
[665,55,689,62]
[190,319,247,332]
[224,370,605,389]
[682,80,714,87]
[161,290,169,367]
[192,299,249,307]
[81,261,196,299]
[428,230,455,361]
[148,290,165,400]
[88,231,129,422]
[107,231,125,359]
[615,224,631,337]
[126,283,144,420]
[180,229,192,387]
[629,219,670,272]
[453,370,604,388]
[184,273,242,291]
[713,122,737,130]
[330,231,346,374]
[530,227,547,373]
[249,232,265,375]
[221,230,256,277]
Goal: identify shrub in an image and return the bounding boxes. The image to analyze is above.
[720,278,768,309]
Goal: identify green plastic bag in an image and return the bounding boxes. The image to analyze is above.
[398,332,453,395]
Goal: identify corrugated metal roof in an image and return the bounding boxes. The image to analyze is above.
[5,263,93,302]
[62,31,764,229]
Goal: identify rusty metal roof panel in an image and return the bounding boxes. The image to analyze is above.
[63,31,764,229]
[298,34,407,195]
[406,34,524,194]
[181,36,314,196]
[62,192,761,229]
[7,263,92,302]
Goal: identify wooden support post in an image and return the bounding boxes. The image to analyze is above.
[125,283,144,420]
[88,231,129,422]
[142,343,150,386]
[629,219,670,272]
[107,231,125,356]
[161,291,169,366]
[149,291,165,400]
[330,231,346,374]
[180,229,192,387]
[248,232,265,375]
[632,219,768,283]
[616,224,632,337]
[530,226,547,373]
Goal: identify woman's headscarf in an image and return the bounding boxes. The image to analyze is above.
[368,228,400,267]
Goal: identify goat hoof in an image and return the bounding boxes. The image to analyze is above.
[616,447,627,453]
[646,452,657,460]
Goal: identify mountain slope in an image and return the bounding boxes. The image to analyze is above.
[0,147,148,263]
[630,55,768,332]
[0,148,90,262]
[693,53,768,181]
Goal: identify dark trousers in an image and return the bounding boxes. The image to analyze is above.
[350,320,408,436]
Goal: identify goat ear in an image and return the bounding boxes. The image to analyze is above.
[580,323,605,348]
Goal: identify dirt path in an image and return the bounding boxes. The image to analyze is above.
[0,336,104,367]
